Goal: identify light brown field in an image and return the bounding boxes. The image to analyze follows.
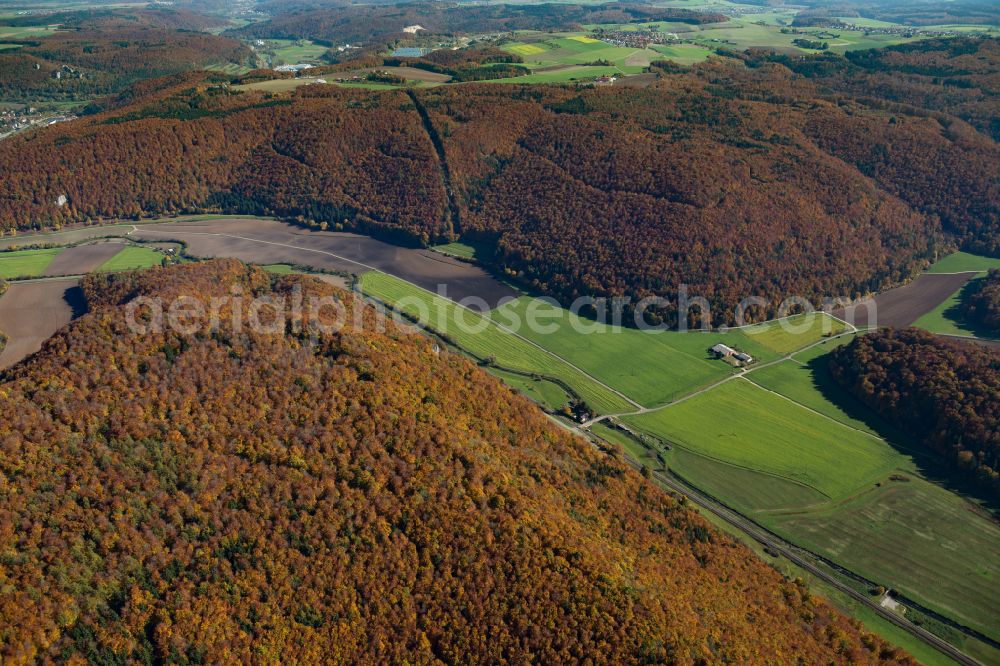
[233,77,325,93]
[0,278,84,370]
[42,242,125,276]
[131,218,517,307]
[834,272,979,329]
[368,66,452,83]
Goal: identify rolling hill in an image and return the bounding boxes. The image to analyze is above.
[0,260,917,664]
[0,42,997,324]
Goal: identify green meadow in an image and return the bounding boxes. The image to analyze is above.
[97,246,163,272]
[0,248,62,278]
[261,263,295,274]
[490,65,626,85]
[770,474,1000,644]
[739,312,847,354]
[914,252,1000,339]
[430,240,497,263]
[486,367,573,413]
[648,43,714,65]
[358,271,635,415]
[746,359,885,435]
[912,277,997,339]
[265,39,329,64]
[666,444,829,511]
[617,333,1000,645]
[623,379,896,498]
[491,296,844,407]
[0,24,59,39]
[925,251,1000,274]
[497,34,667,82]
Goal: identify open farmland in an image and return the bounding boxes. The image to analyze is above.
[925,252,1000,274]
[0,24,58,39]
[912,276,998,339]
[622,379,897,499]
[833,272,978,329]
[648,43,713,64]
[740,313,847,354]
[0,248,62,279]
[489,65,625,84]
[0,278,83,370]
[263,39,328,65]
[234,77,323,93]
[619,333,1000,652]
[42,242,126,276]
[96,245,164,272]
[585,11,972,54]
[127,217,517,306]
[770,474,1000,649]
[745,358,888,436]
[666,445,829,511]
[491,296,845,407]
[498,33,664,82]
[359,271,636,415]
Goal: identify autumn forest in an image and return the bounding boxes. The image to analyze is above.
[1,37,997,325]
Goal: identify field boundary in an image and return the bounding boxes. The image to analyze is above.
[361,271,643,411]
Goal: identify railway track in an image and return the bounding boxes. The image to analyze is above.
[608,450,982,666]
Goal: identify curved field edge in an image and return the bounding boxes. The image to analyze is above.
[489,295,846,408]
[620,379,897,499]
[357,271,636,415]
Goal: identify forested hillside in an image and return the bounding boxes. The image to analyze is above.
[0,43,997,323]
[962,270,1000,333]
[743,38,1000,142]
[0,277,6,353]
[830,329,1000,499]
[0,260,915,664]
[0,13,253,104]
[232,1,726,48]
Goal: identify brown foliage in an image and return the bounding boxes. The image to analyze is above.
[0,260,915,664]
[830,328,1000,498]
[745,38,1000,141]
[233,2,726,47]
[962,269,1000,332]
[0,17,252,103]
[1,47,998,323]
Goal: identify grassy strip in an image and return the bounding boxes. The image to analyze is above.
[96,246,163,273]
[0,248,62,279]
[622,379,898,499]
[358,271,635,415]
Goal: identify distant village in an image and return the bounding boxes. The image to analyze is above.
[0,106,76,140]
[593,28,680,49]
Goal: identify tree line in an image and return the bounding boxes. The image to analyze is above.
[0,260,915,664]
[0,41,997,324]
[830,328,1000,500]
[962,269,1000,332]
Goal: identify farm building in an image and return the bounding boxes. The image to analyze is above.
[711,343,736,357]
[274,63,315,73]
[710,343,753,364]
